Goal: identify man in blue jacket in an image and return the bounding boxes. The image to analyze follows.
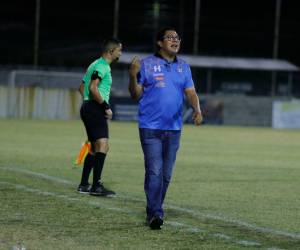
[128,27,202,229]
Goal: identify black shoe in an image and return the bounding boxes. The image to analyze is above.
[90,182,116,197]
[149,215,163,230]
[77,184,91,194]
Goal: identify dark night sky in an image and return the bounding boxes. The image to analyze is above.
[0,0,299,67]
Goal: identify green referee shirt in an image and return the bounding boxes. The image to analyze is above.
[82,57,112,103]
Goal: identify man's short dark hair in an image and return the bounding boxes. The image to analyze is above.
[155,27,178,51]
[156,27,177,42]
[101,37,121,53]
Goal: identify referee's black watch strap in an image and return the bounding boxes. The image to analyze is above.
[101,101,110,110]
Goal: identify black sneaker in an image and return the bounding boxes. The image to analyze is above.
[90,182,116,197]
[77,184,91,194]
[149,215,163,230]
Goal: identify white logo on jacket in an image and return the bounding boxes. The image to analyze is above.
[177,66,183,73]
[153,65,162,72]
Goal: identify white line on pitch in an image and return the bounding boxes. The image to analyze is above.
[1,165,299,240]
[0,180,266,248]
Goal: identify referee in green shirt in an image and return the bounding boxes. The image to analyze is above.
[77,38,122,196]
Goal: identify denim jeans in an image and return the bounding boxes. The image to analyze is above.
[139,128,181,220]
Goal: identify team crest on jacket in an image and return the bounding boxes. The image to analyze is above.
[153,65,162,72]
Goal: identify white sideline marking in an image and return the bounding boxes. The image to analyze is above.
[166,220,262,247]
[0,180,264,248]
[212,233,232,240]
[237,240,261,247]
[167,221,205,233]
[0,181,136,214]
[0,167,74,185]
[165,204,300,240]
[1,166,300,240]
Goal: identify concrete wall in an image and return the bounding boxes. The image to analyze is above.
[0,86,82,119]
[201,94,293,127]
[0,84,296,127]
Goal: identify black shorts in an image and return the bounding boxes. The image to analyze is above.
[80,100,109,142]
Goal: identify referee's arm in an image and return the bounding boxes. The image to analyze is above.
[78,81,84,98]
[89,71,105,105]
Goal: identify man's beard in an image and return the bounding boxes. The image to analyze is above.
[111,57,120,63]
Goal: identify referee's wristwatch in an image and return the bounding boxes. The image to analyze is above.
[101,101,110,110]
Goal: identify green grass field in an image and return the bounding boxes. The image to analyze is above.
[0,119,299,250]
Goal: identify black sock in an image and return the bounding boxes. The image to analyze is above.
[80,153,95,186]
[93,152,106,187]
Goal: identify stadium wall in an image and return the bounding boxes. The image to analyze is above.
[200,94,292,127]
[0,69,297,127]
[0,84,295,127]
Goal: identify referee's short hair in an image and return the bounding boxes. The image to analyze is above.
[101,37,121,53]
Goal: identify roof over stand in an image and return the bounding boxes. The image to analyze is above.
[120,52,299,72]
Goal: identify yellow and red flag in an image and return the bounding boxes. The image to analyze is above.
[74,141,91,166]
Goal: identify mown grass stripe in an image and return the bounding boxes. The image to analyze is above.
[1,165,299,241]
[0,180,265,249]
